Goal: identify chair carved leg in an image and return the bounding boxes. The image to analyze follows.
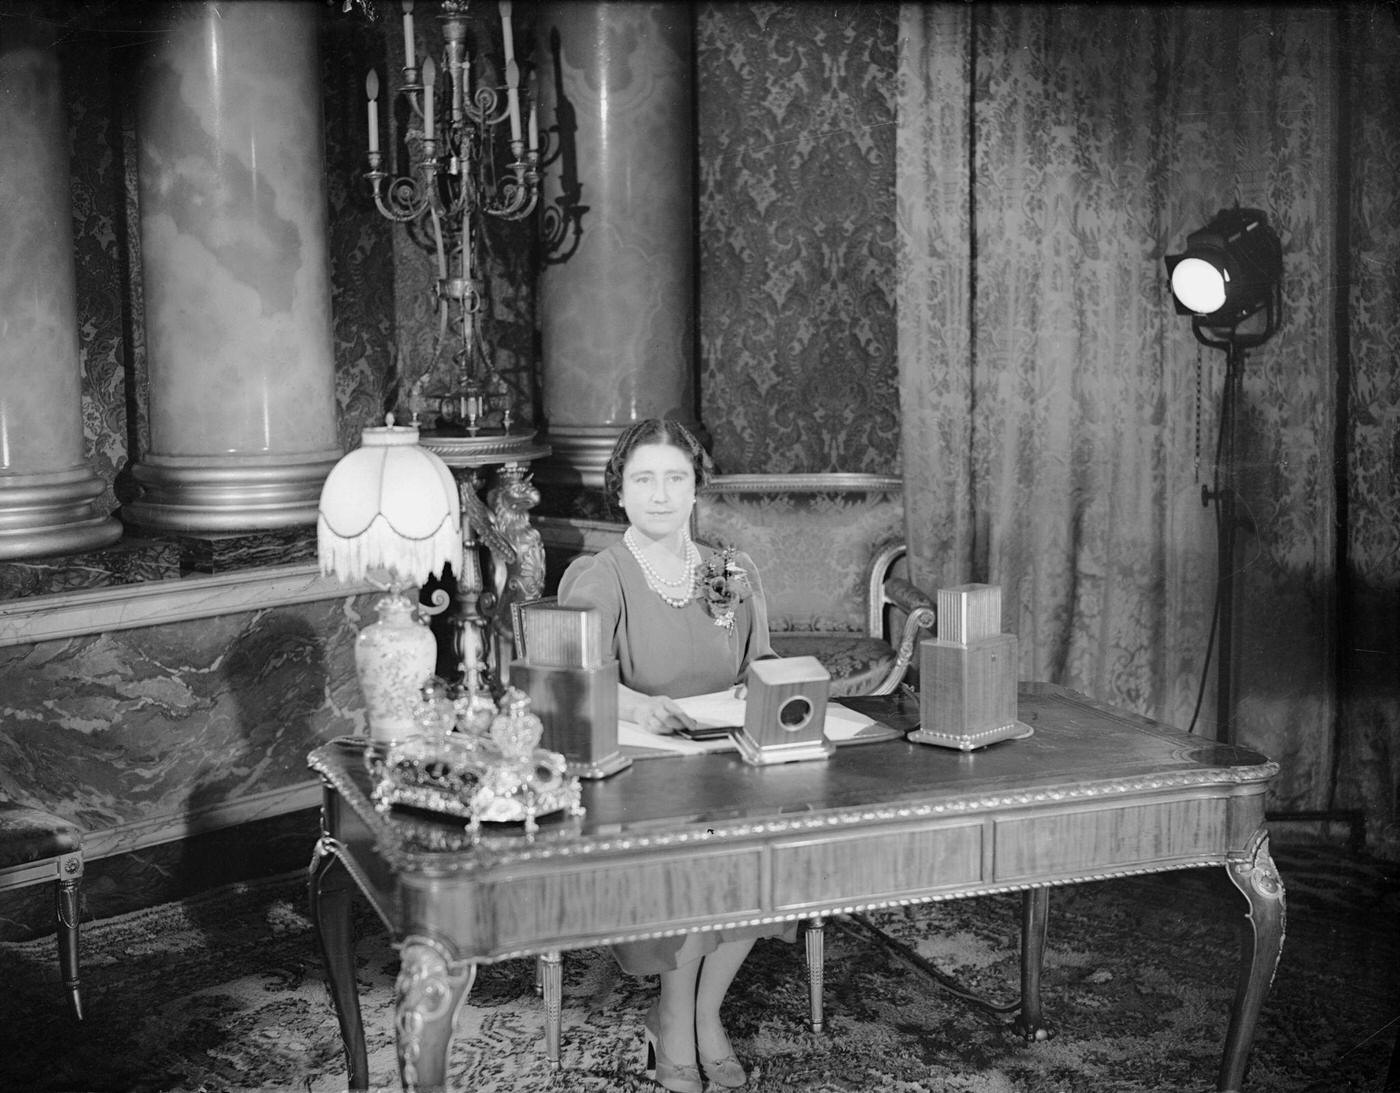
[805,916,825,1033]
[1013,887,1051,1041]
[55,851,83,1021]
[540,950,562,1069]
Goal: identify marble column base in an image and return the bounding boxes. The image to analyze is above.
[125,451,340,534]
[0,467,121,562]
[533,424,626,490]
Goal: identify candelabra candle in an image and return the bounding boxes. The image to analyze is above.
[366,69,379,153]
[401,0,416,70]
[505,64,522,144]
[500,1,522,143]
[422,55,436,141]
[499,1,515,66]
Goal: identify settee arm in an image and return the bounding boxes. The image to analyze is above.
[868,576,937,696]
[884,576,936,616]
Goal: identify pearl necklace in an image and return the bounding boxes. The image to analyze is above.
[625,528,699,608]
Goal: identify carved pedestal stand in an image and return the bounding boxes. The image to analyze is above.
[418,433,550,691]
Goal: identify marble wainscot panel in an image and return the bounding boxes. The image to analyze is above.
[0,566,374,861]
[0,539,182,601]
[166,527,319,575]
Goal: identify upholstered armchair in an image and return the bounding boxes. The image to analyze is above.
[694,473,936,696]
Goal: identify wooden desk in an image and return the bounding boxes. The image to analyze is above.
[307,683,1284,1092]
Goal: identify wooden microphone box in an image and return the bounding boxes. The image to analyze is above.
[511,659,631,778]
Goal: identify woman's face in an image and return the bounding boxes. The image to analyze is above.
[619,442,696,542]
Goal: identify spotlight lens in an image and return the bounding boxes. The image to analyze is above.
[1171,257,1228,314]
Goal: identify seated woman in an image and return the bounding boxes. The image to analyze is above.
[558,418,793,1093]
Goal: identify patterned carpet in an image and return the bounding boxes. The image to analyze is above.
[0,843,1394,1093]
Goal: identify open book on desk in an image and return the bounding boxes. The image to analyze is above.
[618,691,901,756]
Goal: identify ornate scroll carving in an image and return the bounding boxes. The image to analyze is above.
[1219,827,1287,1092]
[395,936,477,1092]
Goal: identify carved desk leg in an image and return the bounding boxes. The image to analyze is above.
[805,916,826,1033]
[540,950,563,1069]
[308,838,368,1091]
[1218,829,1286,1093]
[396,936,478,1093]
[1014,887,1052,1041]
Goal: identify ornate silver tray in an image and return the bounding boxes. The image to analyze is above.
[369,732,583,835]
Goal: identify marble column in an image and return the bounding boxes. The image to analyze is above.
[535,2,696,488]
[0,20,122,560]
[125,0,340,533]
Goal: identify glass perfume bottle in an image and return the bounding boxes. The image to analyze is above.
[490,687,543,763]
[453,682,499,743]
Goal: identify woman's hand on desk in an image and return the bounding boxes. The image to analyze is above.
[622,690,698,735]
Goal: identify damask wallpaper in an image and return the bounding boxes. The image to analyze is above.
[320,14,401,449]
[64,26,138,517]
[696,2,901,474]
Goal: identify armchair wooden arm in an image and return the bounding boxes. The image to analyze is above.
[871,568,938,695]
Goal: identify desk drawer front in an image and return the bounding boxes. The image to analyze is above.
[993,797,1232,883]
[770,819,985,913]
[454,847,767,954]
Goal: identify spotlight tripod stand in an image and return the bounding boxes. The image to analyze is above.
[1195,327,1253,748]
[1171,208,1363,846]
[1191,307,1365,847]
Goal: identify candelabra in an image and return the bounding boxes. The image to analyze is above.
[365,0,541,435]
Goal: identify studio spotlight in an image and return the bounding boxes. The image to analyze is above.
[1164,207,1282,342]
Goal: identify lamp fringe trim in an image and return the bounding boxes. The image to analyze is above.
[318,512,463,584]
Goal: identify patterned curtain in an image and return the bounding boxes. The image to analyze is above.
[896,3,1399,844]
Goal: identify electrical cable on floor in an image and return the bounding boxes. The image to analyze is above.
[838,913,1021,1019]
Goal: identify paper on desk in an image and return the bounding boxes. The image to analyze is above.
[619,691,898,755]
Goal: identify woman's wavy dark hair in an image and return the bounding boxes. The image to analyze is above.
[603,419,711,503]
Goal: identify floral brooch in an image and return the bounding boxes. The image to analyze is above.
[698,546,752,632]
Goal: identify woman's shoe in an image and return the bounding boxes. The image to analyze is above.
[699,1051,747,1089]
[642,1007,703,1093]
[697,1021,747,1089]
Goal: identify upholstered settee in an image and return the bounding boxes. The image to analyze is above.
[694,474,935,696]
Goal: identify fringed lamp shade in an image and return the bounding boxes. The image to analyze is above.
[318,419,463,741]
[318,420,462,586]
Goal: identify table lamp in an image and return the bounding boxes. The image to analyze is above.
[317,416,463,742]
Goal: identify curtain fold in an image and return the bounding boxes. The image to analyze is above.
[897,5,975,586]
[896,3,1396,843]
